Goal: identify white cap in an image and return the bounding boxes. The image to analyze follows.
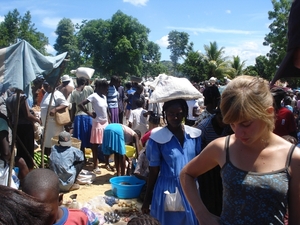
[209,77,217,83]
[61,75,71,83]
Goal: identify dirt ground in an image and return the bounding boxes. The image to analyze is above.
[62,157,143,225]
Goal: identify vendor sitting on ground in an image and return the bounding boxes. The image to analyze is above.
[49,131,84,192]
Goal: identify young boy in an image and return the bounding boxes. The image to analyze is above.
[128,98,148,136]
[22,168,91,225]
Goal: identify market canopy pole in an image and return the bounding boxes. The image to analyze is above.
[40,61,67,168]
[8,90,21,187]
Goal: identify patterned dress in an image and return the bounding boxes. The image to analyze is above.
[220,136,295,225]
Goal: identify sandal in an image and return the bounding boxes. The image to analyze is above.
[105,164,115,172]
[93,168,101,174]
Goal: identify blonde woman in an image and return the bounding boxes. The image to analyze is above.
[180,75,300,225]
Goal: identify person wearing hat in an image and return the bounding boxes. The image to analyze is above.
[49,131,84,192]
[271,0,300,85]
[57,74,74,100]
[272,87,298,139]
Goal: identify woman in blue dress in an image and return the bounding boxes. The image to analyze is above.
[141,99,201,225]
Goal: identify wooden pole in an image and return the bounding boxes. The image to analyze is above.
[8,90,21,187]
[40,62,67,168]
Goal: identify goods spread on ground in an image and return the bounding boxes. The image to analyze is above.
[63,194,143,224]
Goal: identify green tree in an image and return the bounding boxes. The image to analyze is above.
[179,50,206,82]
[0,9,48,54]
[167,30,189,74]
[54,18,81,73]
[0,9,19,47]
[77,10,150,78]
[141,41,166,78]
[228,55,246,78]
[254,55,270,79]
[244,65,259,76]
[263,0,292,78]
[160,60,174,75]
[203,41,230,80]
[77,19,109,74]
[110,11,149,77]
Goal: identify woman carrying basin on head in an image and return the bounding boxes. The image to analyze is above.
[141,98,201,225]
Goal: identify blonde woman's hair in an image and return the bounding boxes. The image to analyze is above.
[220,75,275,131]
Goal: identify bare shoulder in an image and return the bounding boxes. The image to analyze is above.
[200,136,228,166]
[290,146,300,174]
[204,136,228,151]
[271,134,300,174]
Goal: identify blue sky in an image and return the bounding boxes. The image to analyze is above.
[0,0,275,66]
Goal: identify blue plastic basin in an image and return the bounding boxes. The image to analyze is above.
[109,176,146,199]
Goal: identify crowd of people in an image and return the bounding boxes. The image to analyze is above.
[1,1,300,224]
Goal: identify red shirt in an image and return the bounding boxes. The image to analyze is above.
[141,130,152,147]
[55,207,89,225]
[273,107,297,137]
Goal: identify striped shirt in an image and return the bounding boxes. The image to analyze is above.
[107,85,119,108]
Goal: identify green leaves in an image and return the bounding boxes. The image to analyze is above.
[76,10,152,78]
[54,18,80,73]
[167,30,189,74]
[264,0,291,79]
[0,9,48,54]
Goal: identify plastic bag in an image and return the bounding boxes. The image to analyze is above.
[34,122,42,140]
[76,169,96,185]
[103,196,118,207]
[164,187,185,212]
[0,160,19,189]
[81,207,99,225]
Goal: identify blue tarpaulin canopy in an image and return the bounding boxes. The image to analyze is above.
[0,40,68,95]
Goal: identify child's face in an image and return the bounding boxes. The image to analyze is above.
[31,190,59,224]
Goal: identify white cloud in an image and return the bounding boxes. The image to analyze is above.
[42,17,86,30]
[156,35,169,48]
[50,31,58,38]
[0,16,4,23]
[224,41,270,66]
[42,17,61,29]
[226,10,231,14]
[167,26,253,35]
[45,44,55,54]
[123,0,148,6]
[30,9,53,17]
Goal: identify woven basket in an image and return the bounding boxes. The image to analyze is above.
[51,136,81,149]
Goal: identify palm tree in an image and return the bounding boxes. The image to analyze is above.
[228,55,246,78]
[203,41,231,80]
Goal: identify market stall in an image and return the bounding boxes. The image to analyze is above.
[0,40,68,185]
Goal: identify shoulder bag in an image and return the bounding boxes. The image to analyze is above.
[53,95,71,125]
